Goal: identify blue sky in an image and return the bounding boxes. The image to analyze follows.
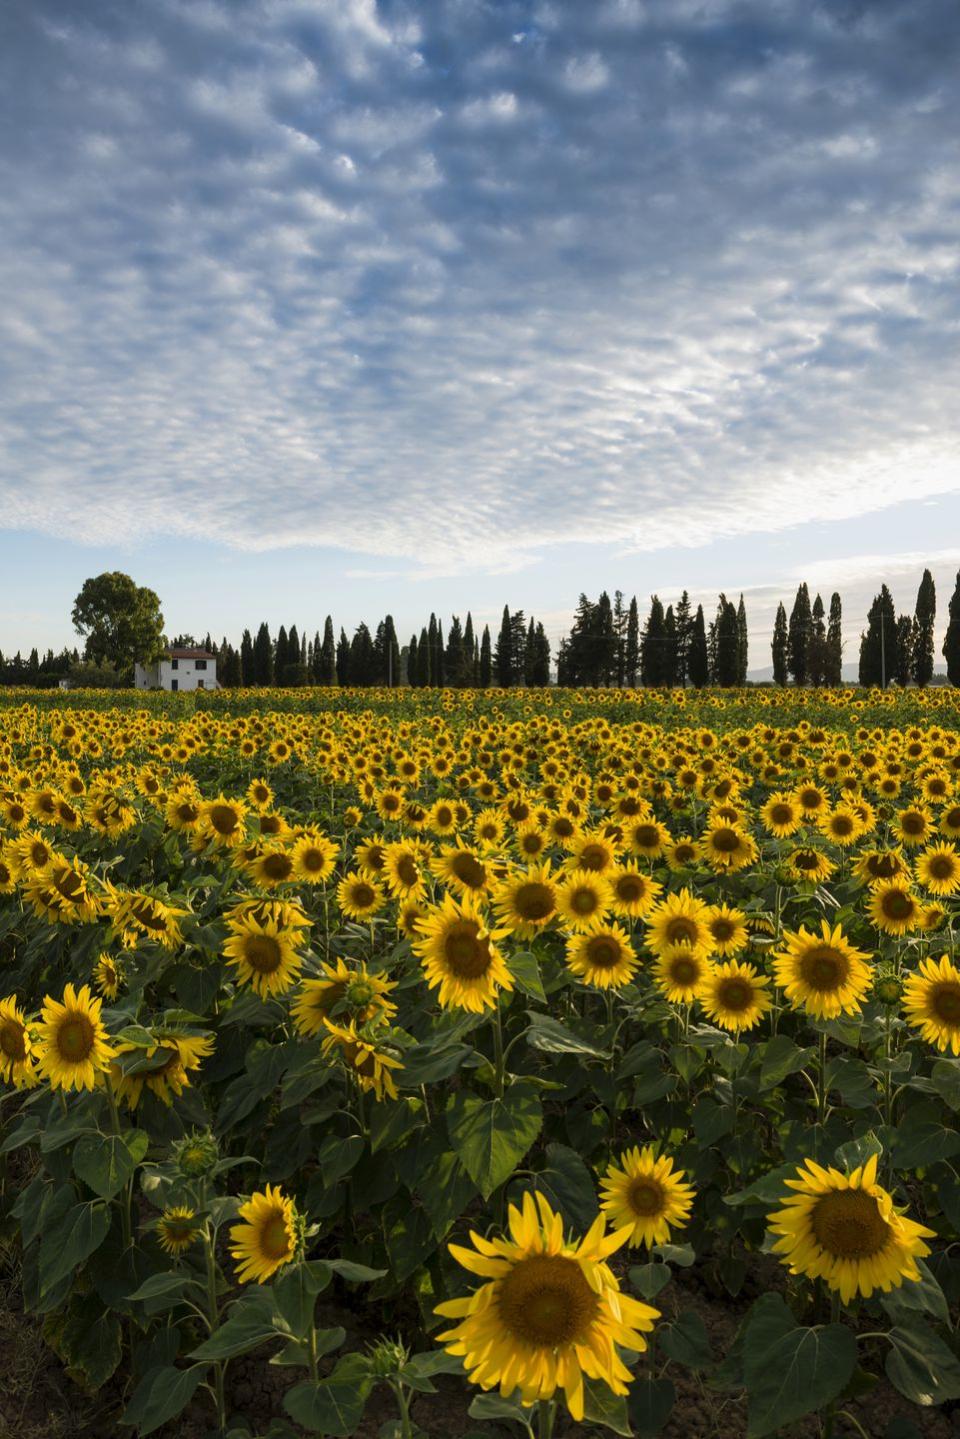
[1,0,958,667]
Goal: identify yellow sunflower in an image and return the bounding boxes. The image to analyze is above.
[337,872,386,921]
[247,847,297,889]
[902,955,960,1054]
[157,1207,202,1256]
[599,1146,695,1248]
[652,945,713,1004]
[492,863,559,940]
[0,996,39,1089]
[565,922,639,989]
[852,848,909,887]
[772,921,872,1020]
[435,1191,658,1423]
[35,984,115,1092]
[607,864,662,919]
[700,959,772,1033]
[322,1019,404,1100]
[646,888,713,959]
[289,831,339,884]
[767,1155,934,1304]
[867,879,924,937]
[705,904,749,957]
[383,840,430,899]
[230,1185,298,1284]
[432,844,492,897]
[555,869,613,932]
[698,824,757,873]
[893,805,934,848]
[761,793,803,838]
[413,893,513,1012]
[785,847,836,884]
[915,842,960,897]
[290,958,396,1036]
[223,915,305,998]
[93,953,124,1000]
[111,1032,213,1109]
[199,795,248,848]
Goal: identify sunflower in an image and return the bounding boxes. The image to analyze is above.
[555,869,613,932]
[24,857,100,925]
[492,863,558,940]
[246,777,274,811]
[915,842,960,897]
[772,921,872,1020]
[852,848,909,887]
[705,904,749,958]
[474,809,507,849]
[110,890,189,949]
[289,831,339,884]
[355,836,388,877]
[902,955,960,1054]
[0,845,18,894]
[230,1185,298,1284]
[165,790,202,833]
[624,819,670,861]
[112,1032,213,1109]
[322,1019,404,1100]
[894,805,934,848]
[337,872,386,920]
[653,945,712,1004]
[566,829,619,874]
[93,953,124,1000]
[435,1192,658,1423]
[157,1207,202,1256]
[700,959,772,1033]
[383,841,429,899]
[607,864,662,919]
[599,1147,695,1248]
[35,984,115,1092]
[761,794,803,838]
[0,996,38,1089]
[785,847,836,884]
[697,824,758,873]
[223,915,305,998]
[291,958,396,1036]
[818,807,862,847]
[565,922,639,989]
[432,843,492,897]
[646,889,713,959]
[867,879,924,937]
[413,893,513,1012]
[767,1155,934,1304]
[199,795,248,848]
[397,897,429,940]
[665,838,700,872]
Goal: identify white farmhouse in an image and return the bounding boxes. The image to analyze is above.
[134,647,218,692]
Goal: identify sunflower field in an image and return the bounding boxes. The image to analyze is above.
[4,686,960,1439]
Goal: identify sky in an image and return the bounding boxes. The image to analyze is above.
[1,0,958,670]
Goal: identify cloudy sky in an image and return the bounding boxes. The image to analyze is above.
[1,0,958,668]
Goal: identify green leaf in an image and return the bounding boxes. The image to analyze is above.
[284,1357,374,1435]
[880,1260,950,1328]
[59,1293,123,1388]
[122,1364,206,1436]
[467,1392,530,1422]
[628,1377,675,1436]
[315,1134,365,1188]
[531,1143,599,1231]
[273,1262,335,1338]
[931,1059,960,1112]
[629,1263,673,1300]
[73,1129,148,1200]
[40,1201,111,1295]
[893,1121,960,1169]
[652,1242,695,1268]
[190,1291,291,1361]
[326,1258,386,1283]
[127,1272,199,1305]
[744,1320,857,1437]
[657,1310,714,1370]
[447,1080,542,1198]
[369,1097,423,1155]
[508,951,545,1003]
[759,1035,811,1090]
[582,1375,632,1434]
[525,1012,610,1058]
[885,1321,960,1405]
[398,1040,474,1087]
[724,1163,797,1209]
[834,1131,883,1172]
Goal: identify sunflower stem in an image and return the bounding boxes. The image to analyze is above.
[537,1398,557,1439]
[817,1029,828,1128]
[492,1001,505,1098]
[203,1225,228,1432]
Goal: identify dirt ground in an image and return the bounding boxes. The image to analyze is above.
[0,1245,955,1439]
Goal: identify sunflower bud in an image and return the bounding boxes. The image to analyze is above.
[174,1129,220,1178]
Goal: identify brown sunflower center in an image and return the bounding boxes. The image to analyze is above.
[931,982,960,1025]
[627,1176,665,1217]
[262,853,294,882]
[300,847,327,873]
[668,953,700,986]
[881,890,915,920]
[717,978,753,1012]
[633,825,660,849]
[56,1013,95,1062]
[443,922,492,980]
[396,855,419,887]
[497,1255,599,1348]
[571,887,601,916]
[260,1214,292,1261]
[830,816,855,837]
[210,804,240,836]
[349,883,376,909]
[711,918,735,942]
[514,883,555,922]
[0,1020,26,1061]
[770,804,793,826]
[615,876,644,903]
[585,937,622,970]
[799,946,850,992]
[53,868,84,901]
[902,814,925,836]
[244,936,284,974]
[929,857,955,880]
[811,1189,890,1260]
[578,844,608,871]
[452,854,486,888]
[711,828,741,854]
[665,917,699,946]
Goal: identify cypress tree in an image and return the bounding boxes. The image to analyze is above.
[435,620,446,687]
[641,597,666,686]
[253,623,273,685]
[625,597,640,687]
[240,628,254,686]
[427,615,438,686]
[715,595,739,686]
[787,583,812,686]
[859,585,896,687]
[310,630,321,682]
[418,627,429,686]
[663,605,678,687]
[736,594,748,684]
[613,591,627,688]
[286,625,301,684]
[446,617,464,684]
[912,568,936,687]
[826,593,843,686]
[275,625,289,682]
[895,615,914,687]
[771,603,788,685]
[462,614,476,686]
[528,621,551,685]
[674,591,692,687]
[336,628,350,685]
[594,592,616,686]
[222,645,241,686]
[943,571,960,686]
[407,634,419,687]
[383,615,400,686]
[319,617,337,685]
[688,605,709,688]
[494,606,513,687]
[524,617,537,686]
[479,625,492,687]
[808,594,827,687]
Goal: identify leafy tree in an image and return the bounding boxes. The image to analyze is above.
[894,614,914,687]
[714,594,740,686]
[625,597,639,687]
[71,572,164,677]
[688,605,709,688]
[407,634,420,687]
[641,596,666,686]
[240,629,254,686]
[787,583,812,686]
[826,593,843,686]
[859,585,897,687]
[912,568,936,687]
[943,571,960,686]
[771,602,788,685]
[479,625,492,687]
[494,606,513,687]
[336,628,351,685]
[253,623,273,686]
[807,594,827,688]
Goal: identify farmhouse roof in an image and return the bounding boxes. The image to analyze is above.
[164,647,216,660]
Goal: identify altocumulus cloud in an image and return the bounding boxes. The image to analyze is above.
[0,0,958,574]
